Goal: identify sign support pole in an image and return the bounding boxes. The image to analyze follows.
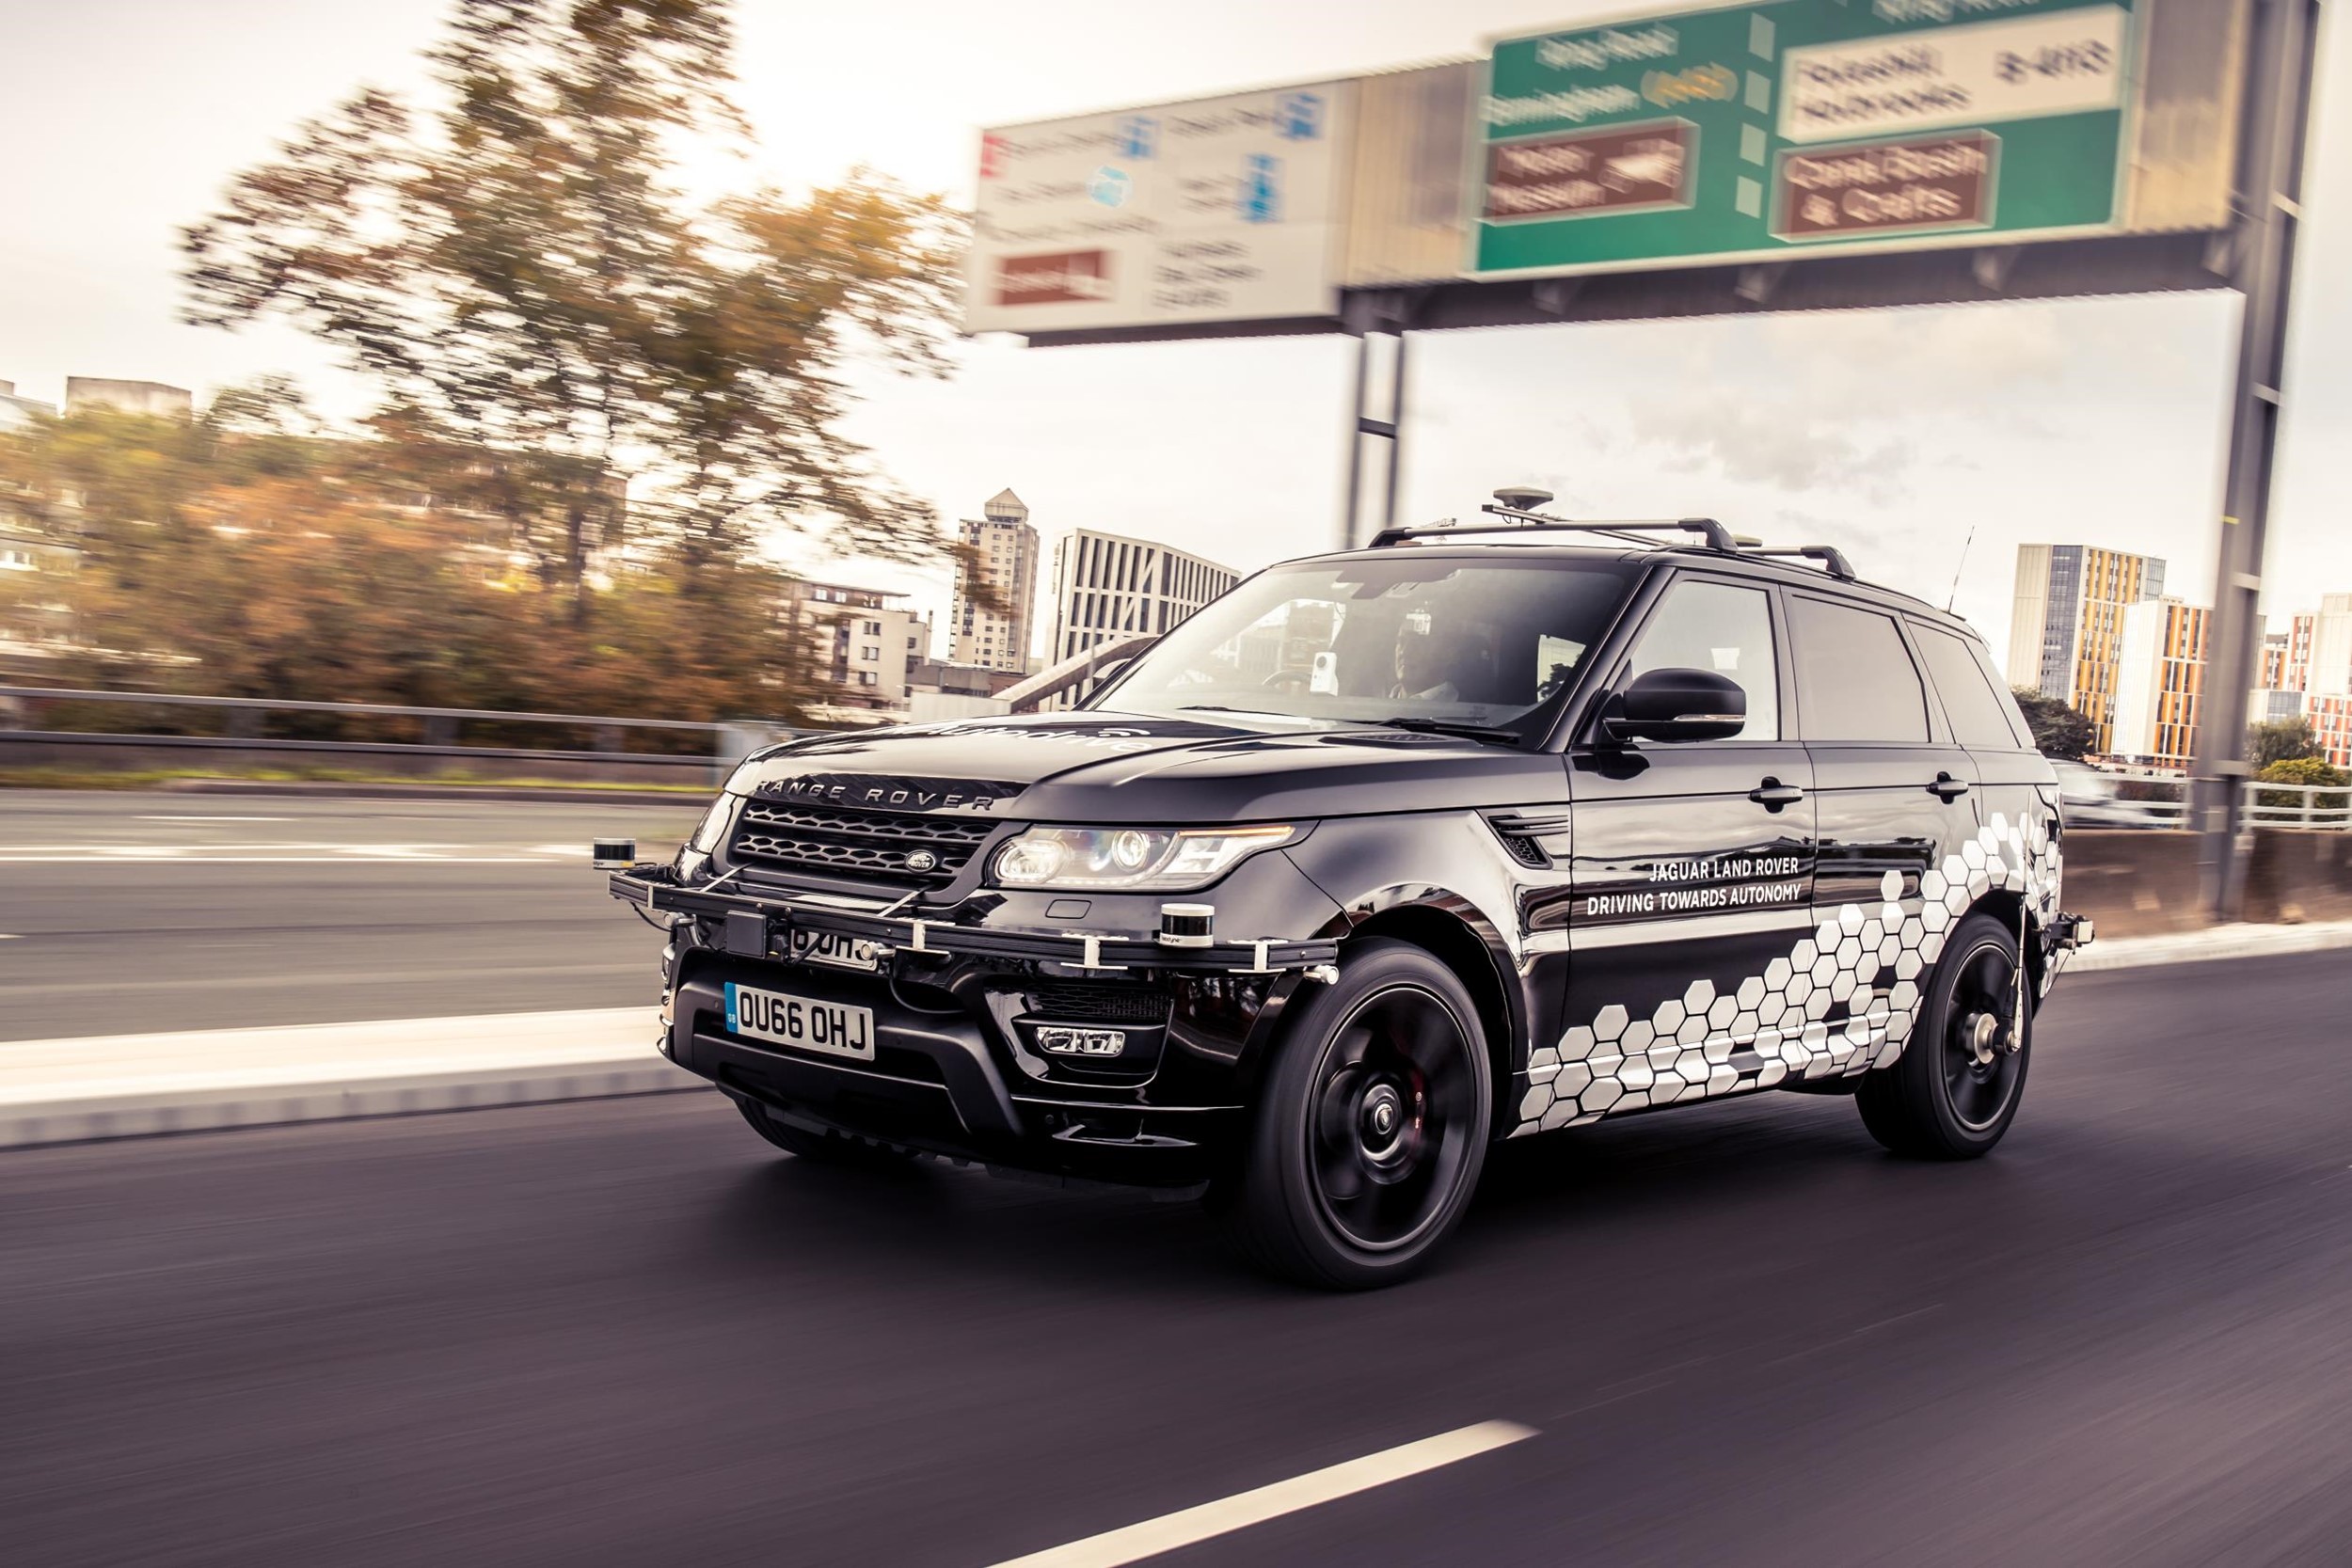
[2194,0,2321,922]
[1337,296,1412,551]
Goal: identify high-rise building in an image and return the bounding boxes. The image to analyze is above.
[2107,598,2209,768]
[1048,530,1241,665]
[2302,594,2352,698]
[2007,544,2167,752]
[949,490,1040,673]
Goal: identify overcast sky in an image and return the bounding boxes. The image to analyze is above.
[5,0,2348,671]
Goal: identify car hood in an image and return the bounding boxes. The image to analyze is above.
[729,710,1567,823]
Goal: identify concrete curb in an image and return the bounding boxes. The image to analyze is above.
[0,1008,707,1150]
[2065,918,2352,973]
[6,921,2348,1151]
[0,1060,706,1148]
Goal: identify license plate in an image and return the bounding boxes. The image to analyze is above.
[789,927,882,973]
[723,982,876,1062]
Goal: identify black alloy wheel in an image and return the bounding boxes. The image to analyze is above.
[1855,910,2033,1159]
[1216,939,1492,1289]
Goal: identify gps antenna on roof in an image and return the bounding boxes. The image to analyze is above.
[1492,485,1555,511]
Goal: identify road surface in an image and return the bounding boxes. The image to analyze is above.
[6,952,2349,1565]
[0,790,689,1039]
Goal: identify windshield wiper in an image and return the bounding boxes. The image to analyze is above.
[1369,717,1525,746]
[1177,705,1315,721]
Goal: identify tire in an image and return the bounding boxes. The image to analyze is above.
[736,1097,919,1169]
[1855,910,2033,1159]
[1216,939,1492,1290]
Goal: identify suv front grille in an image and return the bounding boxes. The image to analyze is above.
[728,800,996,888]
[1022,983,1175,1026]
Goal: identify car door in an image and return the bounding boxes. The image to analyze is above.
[1911,617,2066,942]
[1552,574,1818,1122]
[1785,593,1982,1079]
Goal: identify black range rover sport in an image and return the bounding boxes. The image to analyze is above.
[604,501,2092,1288]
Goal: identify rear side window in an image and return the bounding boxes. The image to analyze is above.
[1915,624,2029,750]
[1788,596,1928,742]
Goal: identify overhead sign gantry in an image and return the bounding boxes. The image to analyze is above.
[961,0,2314,920]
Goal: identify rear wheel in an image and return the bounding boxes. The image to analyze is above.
[1216,940,1491,1290]
[1855,911,2032,1158]
[737,1098,919,1168]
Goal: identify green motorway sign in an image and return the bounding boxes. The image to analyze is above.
[1472,0,2137,277]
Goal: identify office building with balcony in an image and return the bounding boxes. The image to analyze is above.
[1048,530,1240,665]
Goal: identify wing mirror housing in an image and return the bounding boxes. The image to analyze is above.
[1602,668,1747,743]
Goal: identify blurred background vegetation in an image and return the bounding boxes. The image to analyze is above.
[0,0,962,732]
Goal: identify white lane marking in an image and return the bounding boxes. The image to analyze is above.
[983,1420,1537,1568]
[134,815,295,822]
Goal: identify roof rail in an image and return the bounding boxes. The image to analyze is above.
[1366,491,1863,583]
[1745,545,1857,580]
[1369,507,1741,554]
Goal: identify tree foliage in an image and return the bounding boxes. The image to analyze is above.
[0,397,830,725]
[2010,688,2098,760]
[181,0,960,601]
[2248,716,2320,770]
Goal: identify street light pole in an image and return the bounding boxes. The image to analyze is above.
[2194,0,2322,922]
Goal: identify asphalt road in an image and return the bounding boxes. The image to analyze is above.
[6,952,2350,1565]
[0,790,691,1039]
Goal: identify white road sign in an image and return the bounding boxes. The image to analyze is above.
[965,81,1357,335]
[1780,5,2129,145]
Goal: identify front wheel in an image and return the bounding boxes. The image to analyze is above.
[1216,940,1492,1290]
[1855,910,2032,1158]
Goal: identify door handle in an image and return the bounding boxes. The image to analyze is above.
[1929,772,1972,801]
[1749,779,1805,809]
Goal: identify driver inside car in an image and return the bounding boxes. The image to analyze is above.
[1391,623,1465,701]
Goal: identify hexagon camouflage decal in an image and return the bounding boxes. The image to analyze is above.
[1513,811,2066,1137]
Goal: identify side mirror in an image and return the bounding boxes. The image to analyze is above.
[1603,668,1747,743]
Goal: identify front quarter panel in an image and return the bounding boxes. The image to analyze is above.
[1283,810,1570,1096]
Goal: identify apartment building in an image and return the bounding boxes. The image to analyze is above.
[784,579,930,712]
[949,490,1040,673]
[2107,598,2210,768]
[2007,544,2167,752]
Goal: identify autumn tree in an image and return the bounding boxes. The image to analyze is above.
[0,394,820,728]
[181,0,961,607]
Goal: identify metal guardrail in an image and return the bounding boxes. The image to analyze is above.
[0,685,819,784]
[2072,778,2352,832]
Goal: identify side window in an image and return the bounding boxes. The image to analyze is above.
[1788,597,1928,742]
[1915,624,2026,750]
[1626,579,1779,741]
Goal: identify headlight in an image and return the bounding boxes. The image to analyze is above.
[688,794,736,854]
[990,824,1297,892]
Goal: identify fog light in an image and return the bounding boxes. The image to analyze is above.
[1038,1026,1127,1057]
[1158,902,1215,948]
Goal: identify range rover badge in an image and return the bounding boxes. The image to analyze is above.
[904,850,938,872]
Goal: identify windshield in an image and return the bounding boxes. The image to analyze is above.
[1091,555,1640,736]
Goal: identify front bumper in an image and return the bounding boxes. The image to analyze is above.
[612,865,1342,1185]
